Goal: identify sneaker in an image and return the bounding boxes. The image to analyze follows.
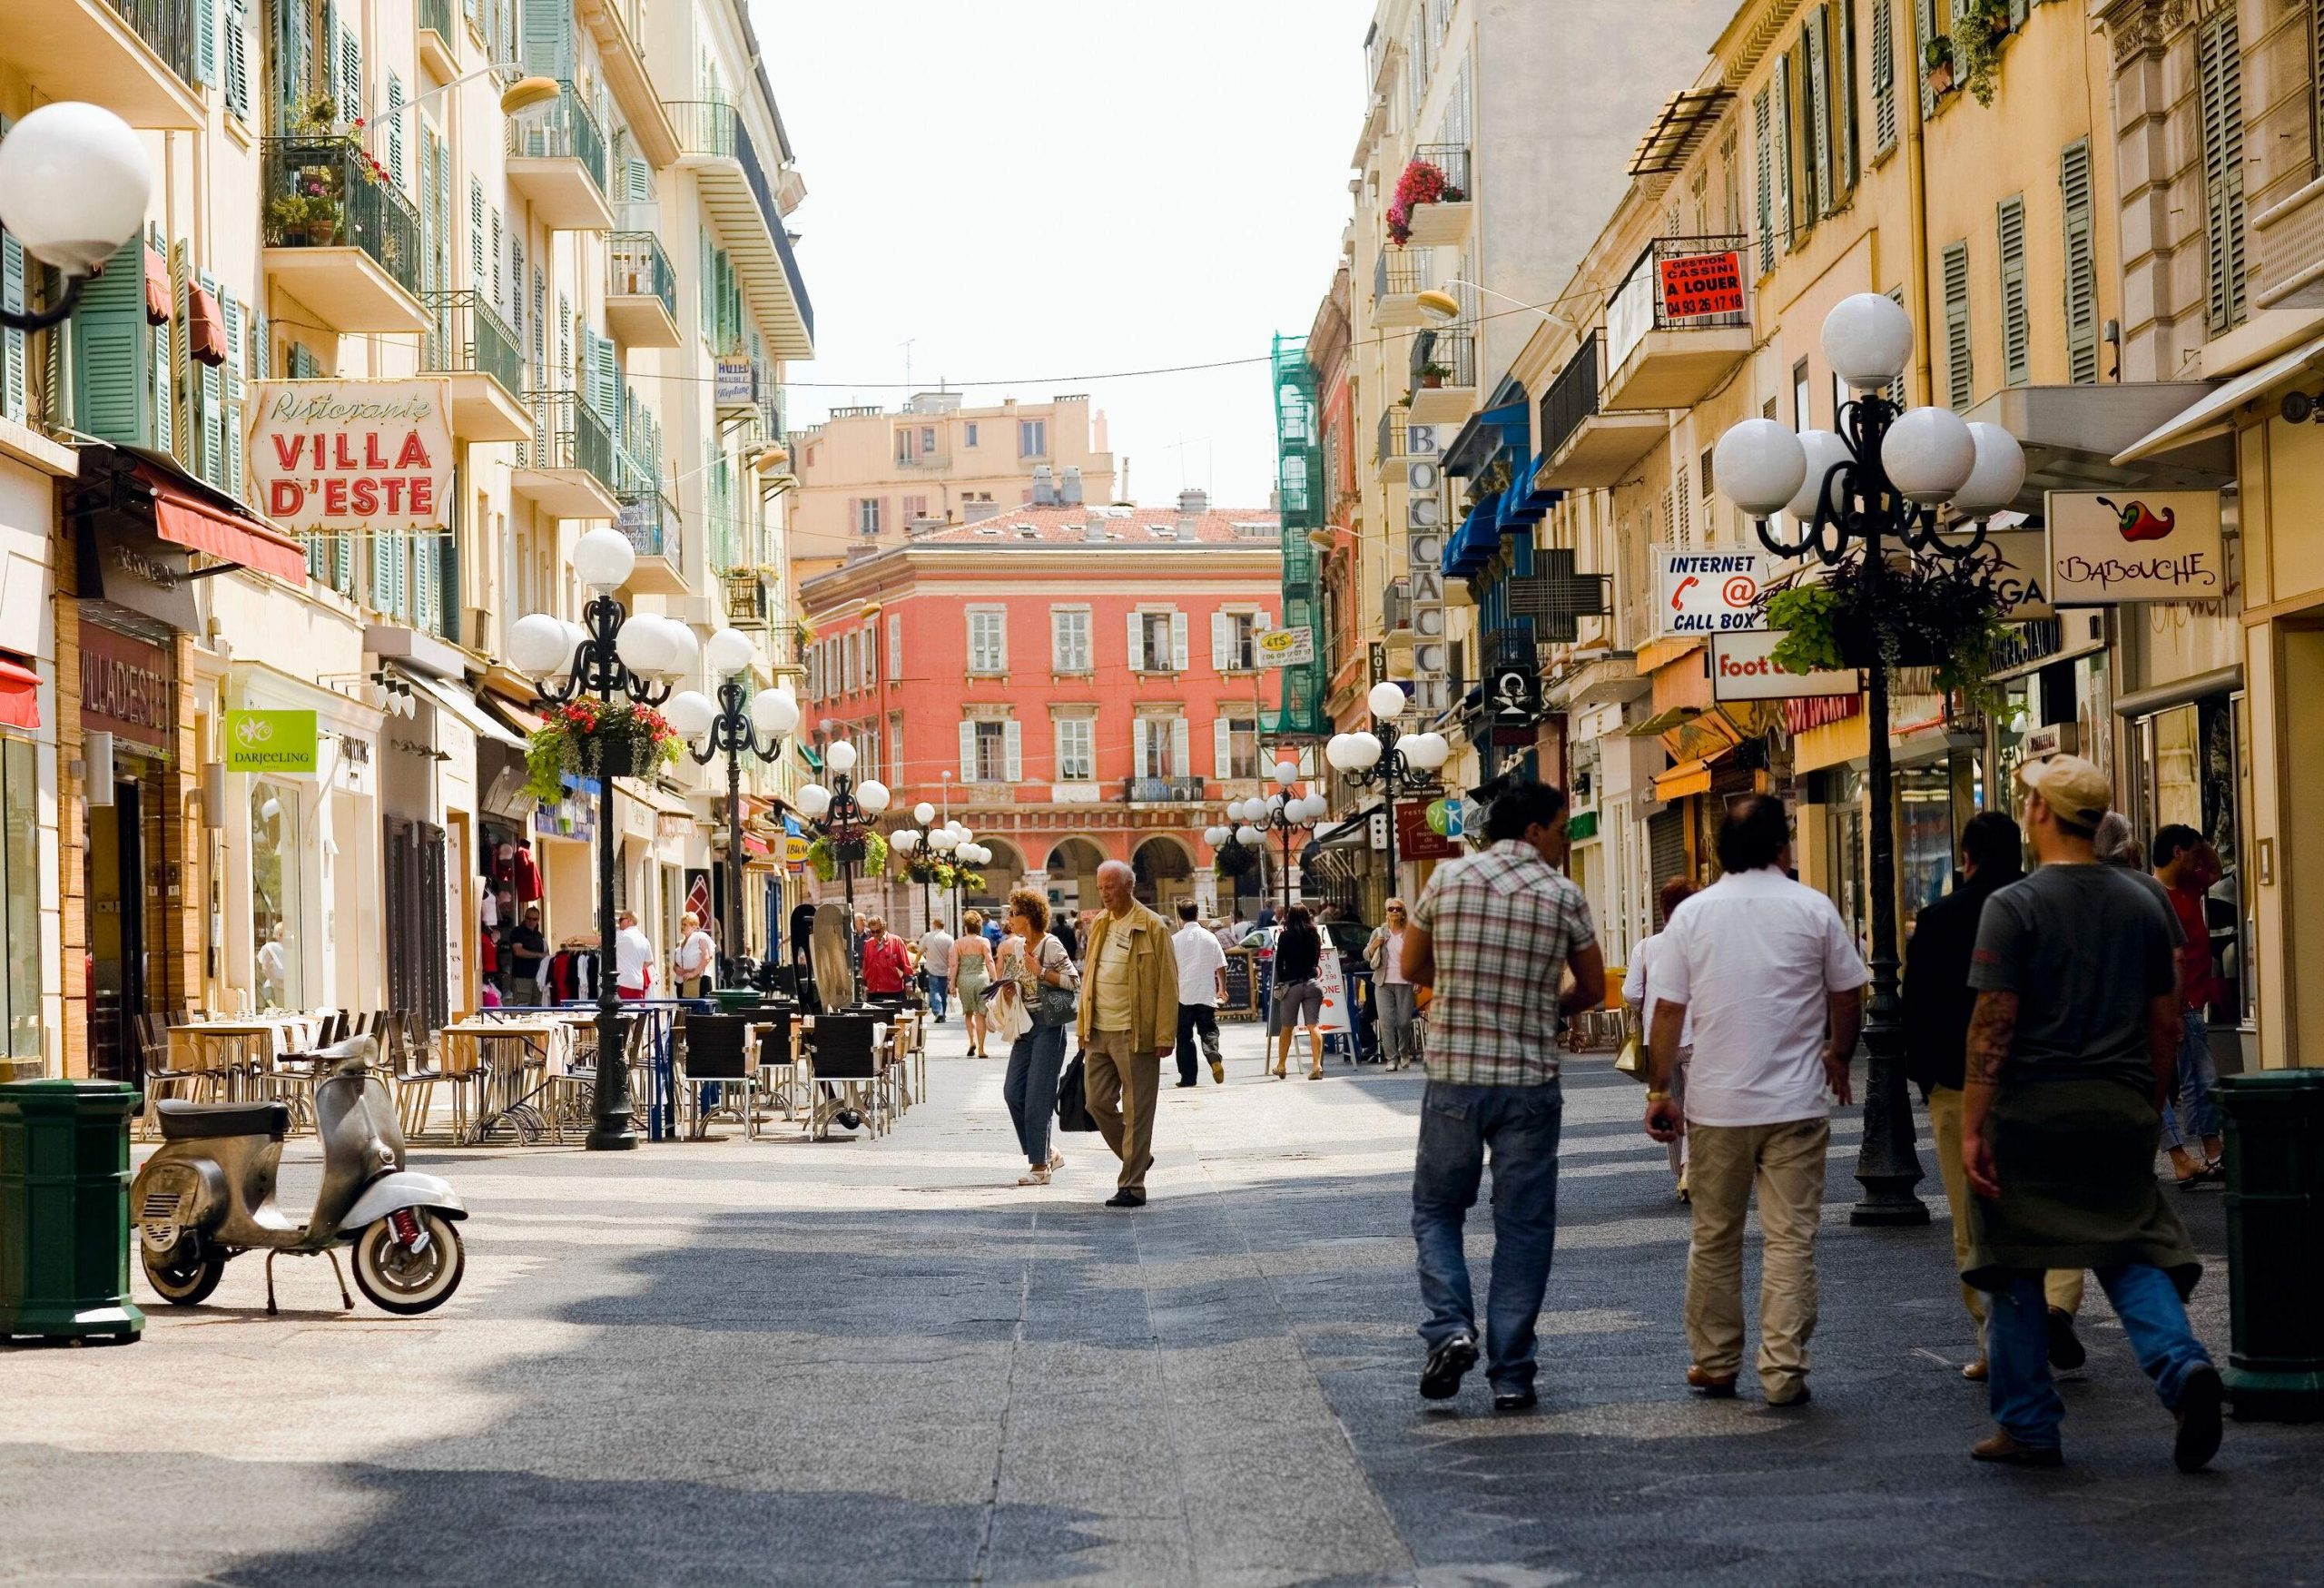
[1972,1429,2063,1468]
[1420,1333,1479,1400]
[2046,1308,2088,1372]
[1492,1386,1538,1413]
[2172,1366,2224,1474]
[1174,1080,1198,1089]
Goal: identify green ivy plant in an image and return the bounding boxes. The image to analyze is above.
[1951,0,2014,107]
[1763,544,2014,712]
[805,830,890,883]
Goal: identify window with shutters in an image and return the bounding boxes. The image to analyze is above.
[1051,607,1091,673]
[1834,0,1859,195]
[385,75,404,187]
[2198,8,2248,335]
[1056,716,1095,782]
[854,498,881,537]
[224,0,252,122]
[1675,466,1692,547]
[1871,0,1897,156]
[2060,140,2099,384]
[1996,193,2030,387]
[1221,610,1259,672]
[971,720,1009,783]
[1216,712,1260,780]
[469,178,485,281]
[1884,287,1911,409]
[1942,240,1974,409]
[1915,0,1941,121]
[1805,11,1832,222]
[1779,44,1804,245]
[967,608,1006,675]
[1132,609,1185,673]
[1754,88,1775,274]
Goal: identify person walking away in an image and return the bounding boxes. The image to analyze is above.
[1402,782,1603,1410]
[952,912,996,1057]
[2152,824,2227,1187]
[1000,889,1078,1185]
[507,905,548,1006]
[673,911,715,1000]
[860,917,912,1000]
[1169,901,1228,1087]
[1367,900,1419,1071]
[1623,878,1697,1200]
[1961,755,2221,1472]
[1645,794,1866,1408]
[1076,861,1177,1208]
[918,920,955,1020]
[1269,905,1329,1080]
[1050,909,1078,965]
[615,910,654,1001]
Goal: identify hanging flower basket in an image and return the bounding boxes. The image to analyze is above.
[1385,157,1463,247]
[524,698,681,805]
[1763,545,2014,707]
[1215,843,1259,879]
[805,830,890,883]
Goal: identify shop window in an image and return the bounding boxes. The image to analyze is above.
[251,781,302,1010]
[0,737,36,1062]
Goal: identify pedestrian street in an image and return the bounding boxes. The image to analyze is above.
[5,1019,2310,1587]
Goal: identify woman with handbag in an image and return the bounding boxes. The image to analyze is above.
[1365,899,1418,1070]
[999,888,1079,1186]
[952,912,997,1058]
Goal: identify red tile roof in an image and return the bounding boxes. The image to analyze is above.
[909,504,1279,547]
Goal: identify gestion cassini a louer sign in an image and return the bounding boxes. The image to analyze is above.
[246,380,454,534]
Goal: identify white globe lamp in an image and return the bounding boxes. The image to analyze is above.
[1236,824,1262,846]
[796,784,832,819]
[824,739,858,775]
[1347,732,1384,770]
[0,104,154,276]
[613,614,676,678]
[659,619,700,682]
[663,690,716,739]
[913,802,936,825]
[751,687,800,737]
[1821,291,1915,391]
[1273,759,1299,788]
[1787,429,1854,522]
[703,626,754,677]
[929,828,958,853]
[573,526,636,590]
[1403,731,1452,772]
[1883,406,1978,505]
[1951,422,2029,516]
[855,779,891,815]
[892,829,921,854]
[1204,825,1229,847]
[508,613,570,677]
[1367,681,1409,720]
[1715,419,1808,516]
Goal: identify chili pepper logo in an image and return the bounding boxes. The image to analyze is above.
[2096,496,2176,544]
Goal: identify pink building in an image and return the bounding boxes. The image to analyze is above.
[797,495,1294,929]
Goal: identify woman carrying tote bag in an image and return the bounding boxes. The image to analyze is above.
[999,888,1079,1186]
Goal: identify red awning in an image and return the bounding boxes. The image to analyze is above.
[151,487,309,583]
[143,246,170,325]
[0,656,38,731]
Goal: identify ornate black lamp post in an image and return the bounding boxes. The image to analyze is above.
[507,528,696,1152]
[663,628,798,985]
[1713,291,2026,1225]
[1207,760,1324,912]
[1327,682,1452,896]
[796,739,891,942]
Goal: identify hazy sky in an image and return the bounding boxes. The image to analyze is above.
[760,0,1372,510]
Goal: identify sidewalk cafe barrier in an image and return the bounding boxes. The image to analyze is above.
[557,999,711,1142]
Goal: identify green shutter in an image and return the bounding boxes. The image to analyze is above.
[2008,0,2028,24]
[222,293,246,498]
[272,0,310,126]
[1805,9,1832,220]
[1942,239,1973,409]
[1837,0,1859,192]
[2198,10,2248,335]
[197,271,226,487]
[1871,0,1896,156]
[1885,286,1909,408]
[223,0,250,121]
[1915,0,1938,122]
[0,202,22,423]
[193,0,217,84]
[2061,140,2098,384]
[1774,49,1796,249]
[1755,88,1774,274]
[1996,195,2029,387]
[522,0,575,80]
[373,518,393,610]
[386,74,404,188]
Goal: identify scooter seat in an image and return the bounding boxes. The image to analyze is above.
[156,1099,291,1140]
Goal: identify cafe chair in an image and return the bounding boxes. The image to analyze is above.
[677,1012,756,1140]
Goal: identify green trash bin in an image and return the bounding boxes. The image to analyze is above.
[0,1080,144,1345]
[714,987,762,1014]
[2219,1070,2324,1421]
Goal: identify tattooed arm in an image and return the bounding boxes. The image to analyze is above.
[1960,989,2017,1198]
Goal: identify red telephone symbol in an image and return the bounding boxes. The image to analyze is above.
[1670,576,1699,610]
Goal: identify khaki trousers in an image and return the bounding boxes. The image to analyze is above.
[1685,1117,1827,1398]
[1084,1030,1160,1193]
[1925,1086,2085,1337]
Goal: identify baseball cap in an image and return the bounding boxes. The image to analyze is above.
[2019,753,2111,832]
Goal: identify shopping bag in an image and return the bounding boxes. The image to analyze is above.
[1055,1051,1097,1132]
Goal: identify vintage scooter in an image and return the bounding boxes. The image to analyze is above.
[132,1035,469,1316]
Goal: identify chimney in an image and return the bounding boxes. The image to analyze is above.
[962,498,1000,524]
[1176,515,1199,542]
[1177,488,1208,515]
[1059,466,1083,505]
[1031,464,1057,506]
[1083,518,1106,544]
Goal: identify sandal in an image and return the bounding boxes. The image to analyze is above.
[1308,1065,1324,1080]
[1017,1165,1051,1186]
[1048,1149,1065,1170]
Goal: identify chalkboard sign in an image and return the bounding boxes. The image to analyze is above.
[1222,952,1258,1020]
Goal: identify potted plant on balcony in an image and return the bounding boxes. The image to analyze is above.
[1385,156,1462,248]
[1923,35,1956,97]
[1951,0,2013,106]
[1763,543,2013,707]
[1418,361,1452,390]
[523,698,680,804]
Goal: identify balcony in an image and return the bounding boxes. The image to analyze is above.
[606,232,681,349]
[418,0,457,79]
[1539,331,1665,489]
[419,291,529,441]
[668,100,814,358]
[1408,328,1476,425]
[1373,250,1430,329]
[1122,776,1207,805]
[575,0,681,167]
[723,567,775,626]
[2254,175,2324,311]
[261,137,428,332]
[1382,576,1413,637]
[1601,235,1752,410]
[513,391,620,518]
[0,0,202,129]
[506,82,613,232]
[617,489,685,594]
[1398,143,1473,248]
[1376,406,1412,482]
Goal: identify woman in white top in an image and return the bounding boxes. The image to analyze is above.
[1365,900,1418,1070]
[674,911,716,999]
[1624,878,1697,1199]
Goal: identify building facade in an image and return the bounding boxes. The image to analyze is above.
[795,497,1290,932]
[786,391,1118,574]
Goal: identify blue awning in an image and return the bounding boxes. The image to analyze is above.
[1519,451,1563,516]
[1507,455,1552,523]
[1443,400,1533,478]
[1443,498,1500,578]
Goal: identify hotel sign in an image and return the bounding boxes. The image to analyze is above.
[248,380,454,534]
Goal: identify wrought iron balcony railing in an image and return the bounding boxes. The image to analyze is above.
[417,0,453,43]
[1122,776,1207,804]
[607,231,675,320]
[1413,327,1476,391]
[1538,331,1603,460]
[419,289,521,395]
[507,80,607,198]
[261,136,422,298]
[1604,233,1750,374]
[519,390,616,491]
[109,0,198,84]
[618,489,683,575]
[664,98,815,343]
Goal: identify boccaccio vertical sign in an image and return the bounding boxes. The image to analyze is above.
[246,380,454,532]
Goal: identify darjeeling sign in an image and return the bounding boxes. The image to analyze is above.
[223,709,319,774]
[247,380,454,533]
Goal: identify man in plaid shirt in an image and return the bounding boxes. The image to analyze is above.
[1401,781,1604,1410]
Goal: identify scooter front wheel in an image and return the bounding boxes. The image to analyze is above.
[351,1211,465,1315]
[142,1245,226,1307]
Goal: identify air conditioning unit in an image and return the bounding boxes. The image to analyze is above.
[675,596,720,628]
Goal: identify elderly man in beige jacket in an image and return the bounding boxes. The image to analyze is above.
[1077,860,1179,1208]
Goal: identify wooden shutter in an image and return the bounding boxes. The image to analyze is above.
[1836,0,1859,193]
[1051,609,1070,670]
[1212,610,1230,670]
[222,0,250,121]
[0,210,21,425]
[888,613,903,678]
[1915,0,1938,121]
[339,20,361,120]
[1169,611,1188,672]
[1056,720,1073,781]
[1774,50,1796,248]
[2198,10,2248,334]
[1871,0,1896,156]
[193,0,216,84]
[1132,719,1150,780]
[386,75,404,187]
[222,293,245,498]
[1213,717,1233,779]
[524,0,575,78]
[2061,140,2099,385]
[1755,88,1775,274]
[1942,240,1973,409]
[373,517,394,610]
[1170,718,1190,780]
[469,178,485,281]
[1997,194,2029,387]
[1805,9,1832,221]
[273,0,310,124]
[1003,720,1022,783]
[1126,611,1146,671]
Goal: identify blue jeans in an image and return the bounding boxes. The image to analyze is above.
[926,974,950,1021]
[1411,1080,1563,1392]
[1988,1264,2213,1448]
[2160,1007,2221,1152]
[1002,1020,1068,1168]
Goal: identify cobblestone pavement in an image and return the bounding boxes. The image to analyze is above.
[3,1018,2312,1587]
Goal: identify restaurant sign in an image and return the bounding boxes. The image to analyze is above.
[223,709,319,774]
[247,380,454,534]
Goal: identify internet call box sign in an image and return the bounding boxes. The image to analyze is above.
[248,380,454,534]
[1657,547,1769,636]
[2044,489,2224,605]
[1658,250,1745,320]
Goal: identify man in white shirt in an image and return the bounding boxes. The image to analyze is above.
[615,910,655,1000]
[1645,795,1867,1408]
[918,922,956,1020]
[1169,901,1229,1087]
[1622,877,1697,1198]
[673,911,716,999]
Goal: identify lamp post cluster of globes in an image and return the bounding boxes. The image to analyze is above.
[1206,762,1332,913]
[890,814,991,934]
[1325,682,1454,891]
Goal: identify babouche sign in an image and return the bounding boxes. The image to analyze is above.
[247,380,455,533]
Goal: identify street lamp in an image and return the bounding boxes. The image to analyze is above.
[1712,290,2026,1227]
[796,737,891,947]
[507,526,687,1152]
[663,628,798,986]
[1206,760,1325,912]
[1326,681,1452,901]
[0,103,154,332]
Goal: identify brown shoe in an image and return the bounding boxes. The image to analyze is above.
[1961,1357,1990,1383]
[1686,1365,1738,1398]
[1972,1429,2063,1468]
